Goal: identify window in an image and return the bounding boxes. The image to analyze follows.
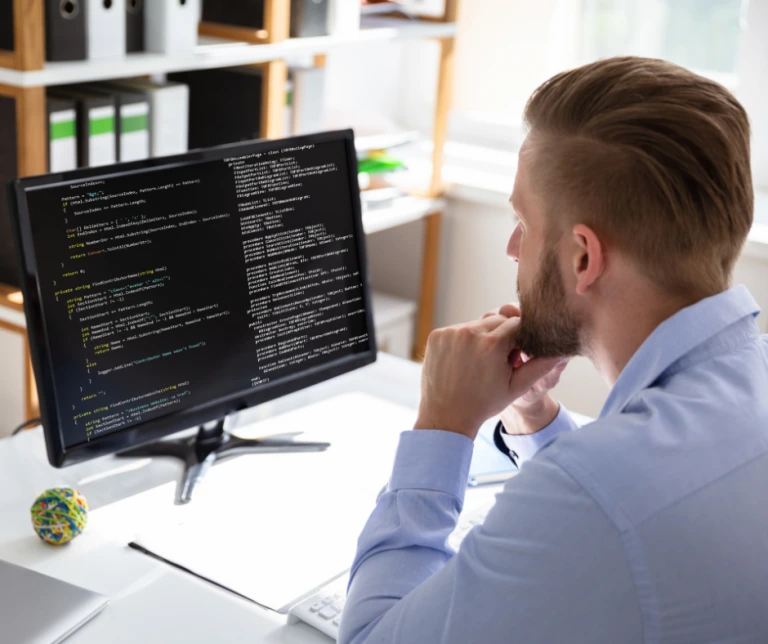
[440,0,768,192]
[580,0,746,83]
[449,0,751,143]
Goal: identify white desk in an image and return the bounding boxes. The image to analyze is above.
[0,354,442,643]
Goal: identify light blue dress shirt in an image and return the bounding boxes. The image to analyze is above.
[340,285,768,644]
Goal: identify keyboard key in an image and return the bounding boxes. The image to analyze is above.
[333,618,341,626]
[309,602,324,612]
[319,607,338,620]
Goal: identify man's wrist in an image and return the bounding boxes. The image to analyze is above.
[414,410,481,441]
[390,430,474,502]
[502,395,560,436]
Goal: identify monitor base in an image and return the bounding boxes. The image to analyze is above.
[116,418,330,505]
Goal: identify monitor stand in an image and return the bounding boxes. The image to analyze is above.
[116,418,330,505]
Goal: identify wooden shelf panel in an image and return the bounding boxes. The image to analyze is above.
[0,18,457,88]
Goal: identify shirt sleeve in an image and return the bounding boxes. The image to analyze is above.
[495,403,580,467]
[339,429,642,644]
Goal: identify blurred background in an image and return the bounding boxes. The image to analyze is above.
[1,0,766,434]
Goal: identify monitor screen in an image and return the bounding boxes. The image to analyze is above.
[10,131,376,466]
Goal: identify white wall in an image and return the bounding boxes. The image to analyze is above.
[368,195,768,418]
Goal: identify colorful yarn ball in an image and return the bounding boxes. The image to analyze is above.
[30,487,88,545]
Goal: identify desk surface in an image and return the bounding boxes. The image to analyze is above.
[0,354,452,643]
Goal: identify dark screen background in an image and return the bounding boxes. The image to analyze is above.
[24,139,371,448]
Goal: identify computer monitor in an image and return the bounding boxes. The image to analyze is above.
[9,129,376,502]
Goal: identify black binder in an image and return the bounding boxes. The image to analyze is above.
[0,95,20,287]
[290,0,329,37]
[126,0,144,53]
[168,67,262,150]
[44,0,87,61]
[0,0,14,52]
[202,0,265,28]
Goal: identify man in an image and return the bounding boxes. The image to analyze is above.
[339,57,768,643]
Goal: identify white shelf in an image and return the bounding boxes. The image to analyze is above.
[0,18,456,88]
[362,196,443,234]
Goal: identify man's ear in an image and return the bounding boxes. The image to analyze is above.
[571,224,604,295]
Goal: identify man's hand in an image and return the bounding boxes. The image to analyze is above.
[483,304,569,436]
[414,312,562,441]
[500,360,568,436]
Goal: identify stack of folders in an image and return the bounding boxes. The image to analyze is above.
[44,0,200,62]
[46,81,189,172]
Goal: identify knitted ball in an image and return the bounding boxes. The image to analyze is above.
[30,487,88,545]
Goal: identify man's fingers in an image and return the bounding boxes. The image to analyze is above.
[481,303,520,320]
[490,315,521,343]
[499,303,521,318]
[476,314,509,332]
[511,356,563,395]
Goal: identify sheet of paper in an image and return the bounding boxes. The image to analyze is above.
[131,393,415,612]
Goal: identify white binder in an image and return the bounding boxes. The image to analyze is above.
[47,101,78,172]
[109,79,189,157]
[86,0,126,59]
[86,104,117,167]
[145,0,200,54]
[292,67,326,135]
[119,99,151,162]
[327,0,361,35]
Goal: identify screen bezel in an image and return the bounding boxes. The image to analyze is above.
[9,129,377,467]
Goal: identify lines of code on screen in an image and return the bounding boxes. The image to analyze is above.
[25,140,370,448]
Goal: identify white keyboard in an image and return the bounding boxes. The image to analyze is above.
[287,576,348,639]
[287,501,495,640]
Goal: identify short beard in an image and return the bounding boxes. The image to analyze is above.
[515,245,582,358]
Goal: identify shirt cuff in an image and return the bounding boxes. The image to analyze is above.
[500,404,578,465]
[388,430,474,504]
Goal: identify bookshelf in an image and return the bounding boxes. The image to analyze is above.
[0,19,457,88]
[0,1,460,420]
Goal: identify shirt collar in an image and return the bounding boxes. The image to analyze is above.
[599,285,761,418]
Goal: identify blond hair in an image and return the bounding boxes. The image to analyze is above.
[524,56,753,297]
